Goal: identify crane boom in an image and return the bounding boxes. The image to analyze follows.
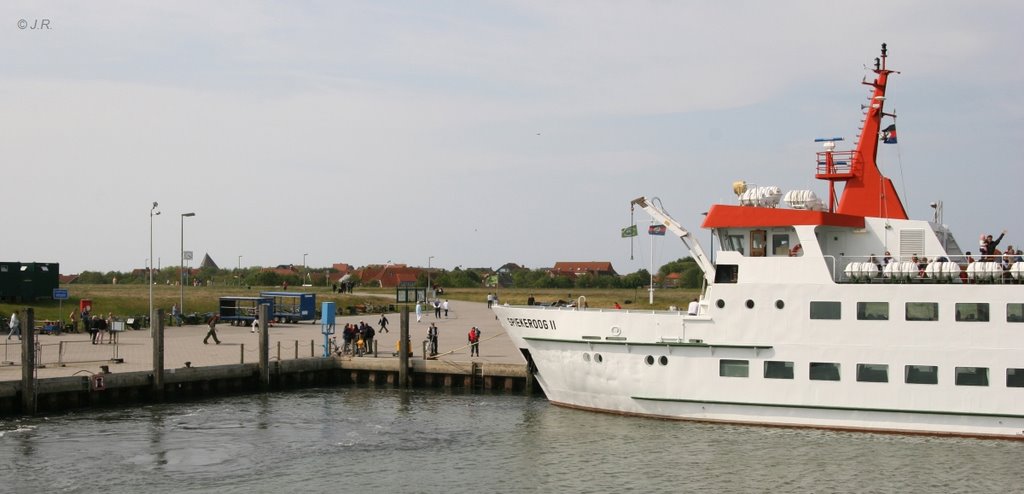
[630,196,715,285]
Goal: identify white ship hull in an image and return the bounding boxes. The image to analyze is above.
[494,296,1024,439]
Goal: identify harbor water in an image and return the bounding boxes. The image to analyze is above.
[1,388,1020,493]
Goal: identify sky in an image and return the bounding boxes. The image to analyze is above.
[3,1,1022,275]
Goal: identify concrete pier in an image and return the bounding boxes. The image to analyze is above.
[0,299,533,416]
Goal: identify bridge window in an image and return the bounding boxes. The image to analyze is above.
[723,233,745,255]
[772,234,791,256]
[906,302,939,321]
[856,302,889,321]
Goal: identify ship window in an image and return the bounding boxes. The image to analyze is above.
[772,234,791,256]
[719,359,749,378]
[955,367,988,386]
[745,299,754,309]
[809,362,840,381]
[775,300,784,309]
[716,299,725,309]
[659,356,668,366]
[645,355,655,366]
[715,265,738,284]
[856,364,889,383]
[905,302,939,321]
[1007,369,1024,388]
[856,302,889,321]
[594,353,603,363]
[582,353,591,362]
[810,301,841,320]
[724,234,745,255]
[955,303,989,322]
[1007,303,1024,322]
[905,365,938,385]
[764,361,794,379]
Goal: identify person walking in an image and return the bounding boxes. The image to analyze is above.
[415,301,423,323]
[378,312,389,334]
[7,311,20,340]
[442,299,449,318]
[433,299,441,318]
[171,303,182,327]
[251,317,259,334]
[203,314,222,344]
[468,326,480,357]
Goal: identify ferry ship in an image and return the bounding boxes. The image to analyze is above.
[492,45,1024,439]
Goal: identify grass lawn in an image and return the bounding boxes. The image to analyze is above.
[0,284,700,325]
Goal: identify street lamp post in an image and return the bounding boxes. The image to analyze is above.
[150,202,161,328]
[427,256,434,300]
[303,253,308,285]
[180,212,195,319]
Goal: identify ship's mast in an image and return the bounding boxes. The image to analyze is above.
[818,43,909,219]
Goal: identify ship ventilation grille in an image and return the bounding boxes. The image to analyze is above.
[899,229,926,257]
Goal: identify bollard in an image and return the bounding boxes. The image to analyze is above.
[240,343,245,364]
[399,305,409,388]
[21,309,36,415]
[294,340,298,359]
[152,308,165,401]
[259,304,270,389]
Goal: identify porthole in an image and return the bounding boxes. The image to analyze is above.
[745,299,755,309]
[776,300,785,309]
[645,355,655,366]
[659,356,668,366]
[610,326,621,336]
[716,299,725,309]
[595,353,603,363]
[583,353,591,362]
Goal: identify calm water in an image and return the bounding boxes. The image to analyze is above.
[1,388,1021,493]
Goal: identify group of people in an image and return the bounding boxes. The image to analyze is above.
[340,321,376,356]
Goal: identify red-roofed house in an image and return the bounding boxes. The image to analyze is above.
[549,261,617,278]
[355,264,422,288]
[330,263,355,283]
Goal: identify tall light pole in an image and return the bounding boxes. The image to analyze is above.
[427,255,434,300]
[150,202,161,327]
[237,255,242,285]
[303,253,308,284]
[180,212,195,318]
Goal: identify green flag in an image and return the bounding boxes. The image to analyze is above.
[621,225,638,238]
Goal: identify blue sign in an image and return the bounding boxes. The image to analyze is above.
[52,288,69,300]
